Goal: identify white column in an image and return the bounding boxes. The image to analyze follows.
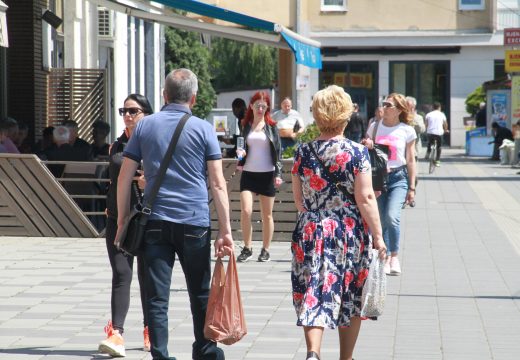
[112,11,129,136]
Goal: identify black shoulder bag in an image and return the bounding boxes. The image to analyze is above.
[115,113,190,256]
[308,142,355,204]
[368,121,389,192]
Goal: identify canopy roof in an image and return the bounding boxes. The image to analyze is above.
[95,0,321,68]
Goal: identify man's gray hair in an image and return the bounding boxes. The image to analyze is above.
[405,96,417,106]
[53,126,70,143]
[164,68,198,104]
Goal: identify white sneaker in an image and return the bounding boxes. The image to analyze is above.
[384,257,391,275]
[390,256,401,275]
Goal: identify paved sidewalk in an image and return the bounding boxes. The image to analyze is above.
[1,149,519,359]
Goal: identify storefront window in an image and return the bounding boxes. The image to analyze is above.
[390,61,450,144]
[320,61,378,121]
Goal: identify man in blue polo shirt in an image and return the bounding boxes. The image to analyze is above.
[116,68,233,360]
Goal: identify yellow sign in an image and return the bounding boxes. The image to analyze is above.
[505,50,520,73]
[511,76,520,124]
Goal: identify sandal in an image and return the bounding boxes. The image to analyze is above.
[306,351,320,360]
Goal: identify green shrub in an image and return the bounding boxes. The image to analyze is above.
[465,85,485,116]
[282,123,320,159]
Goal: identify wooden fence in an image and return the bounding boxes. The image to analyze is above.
[0,156,297,240]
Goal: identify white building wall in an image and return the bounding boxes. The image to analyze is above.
[450,46,502,146]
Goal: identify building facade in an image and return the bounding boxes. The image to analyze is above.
[1,0,163,144]
[207,0,516,147]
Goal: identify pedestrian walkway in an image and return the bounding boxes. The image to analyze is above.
[0,149,519,359]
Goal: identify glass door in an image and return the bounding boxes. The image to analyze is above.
[390,61,450,145]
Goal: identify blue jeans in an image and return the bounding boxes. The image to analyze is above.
[143,220,224,360]
[376,168,409,254]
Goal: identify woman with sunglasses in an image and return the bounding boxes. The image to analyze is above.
[362,93,416,276]
[236,91,282,263]
[98,94,153,357]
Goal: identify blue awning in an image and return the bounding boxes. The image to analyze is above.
[152,0,322,69]
[155,0,274,32]
[281,29,322,69]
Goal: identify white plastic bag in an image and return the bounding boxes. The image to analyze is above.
[360,249,386,317]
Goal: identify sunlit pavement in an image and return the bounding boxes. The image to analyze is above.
[0,149,519,359]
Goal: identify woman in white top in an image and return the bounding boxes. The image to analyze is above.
[236,91,283,263]
[362,93,416,275]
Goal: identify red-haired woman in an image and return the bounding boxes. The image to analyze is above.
[236,91,282,263]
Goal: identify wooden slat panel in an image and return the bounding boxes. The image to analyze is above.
[23,156,98,237]
[0,161,42,236]
[0,157,55,235]
[0,154,99,238]
[210,160,297,242]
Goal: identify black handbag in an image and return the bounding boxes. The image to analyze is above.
[115,113,190,256]
[368,121,389,192]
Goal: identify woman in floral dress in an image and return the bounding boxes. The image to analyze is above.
[291,85,386,360]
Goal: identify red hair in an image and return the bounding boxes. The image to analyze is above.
[241,91,276,128]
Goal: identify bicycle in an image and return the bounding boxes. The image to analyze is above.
[428,141,437,174]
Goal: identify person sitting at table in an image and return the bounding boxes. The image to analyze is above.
[272,97,305,151]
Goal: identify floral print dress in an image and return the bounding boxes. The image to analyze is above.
[291,139,373,328]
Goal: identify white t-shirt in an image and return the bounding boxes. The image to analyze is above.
[273,109,304,131]
[425,110,446,136]
[366,121,417,169]
[243,130,275,172]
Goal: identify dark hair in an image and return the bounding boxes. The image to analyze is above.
[124,94,153,115]
[232,98,246,109]
[63,119,78,129]
[433,102,441,110]
[491,121,499,129]
[43,126,55,137]
[92,120,111,133]
[242,91,276,127]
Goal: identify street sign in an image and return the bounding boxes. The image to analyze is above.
[505,50,520,73]
[504,28,520,45]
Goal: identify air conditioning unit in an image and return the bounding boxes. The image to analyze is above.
[98,7,113,38]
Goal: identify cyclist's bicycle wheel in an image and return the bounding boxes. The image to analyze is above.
[428,143,437,174]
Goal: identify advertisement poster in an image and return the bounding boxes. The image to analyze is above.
[213,115,227,136]
[490,93,508,128]
[512,76,520,125]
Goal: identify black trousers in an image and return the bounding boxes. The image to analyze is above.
[105,217,148,333]
[426,134,442,161]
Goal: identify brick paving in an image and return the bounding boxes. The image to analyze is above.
[0,149,519,359]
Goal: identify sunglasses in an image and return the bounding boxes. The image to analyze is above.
[119,107,143,116]
[253,103,268,110]
[382,102,396,108]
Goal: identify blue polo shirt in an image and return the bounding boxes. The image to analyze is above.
[123,103,222,227]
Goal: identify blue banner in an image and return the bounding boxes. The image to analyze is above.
[281,32,322,69]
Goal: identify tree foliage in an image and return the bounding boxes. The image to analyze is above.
[164,26,216,119]
[282,123,320,159]
[465,85,486,116]
[210,38,278,90]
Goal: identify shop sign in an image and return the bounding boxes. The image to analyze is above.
[504,28,520,46]
[505,50,520,73]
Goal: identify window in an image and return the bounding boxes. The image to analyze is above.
[459,0,485,11]
[321,0,347,12]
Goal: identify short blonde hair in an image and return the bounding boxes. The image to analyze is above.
[312,85,353,134]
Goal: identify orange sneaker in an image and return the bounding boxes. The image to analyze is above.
[98,320,126,357]
[143,326,151,352]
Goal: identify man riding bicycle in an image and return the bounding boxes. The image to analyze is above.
[425,102,449,167]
